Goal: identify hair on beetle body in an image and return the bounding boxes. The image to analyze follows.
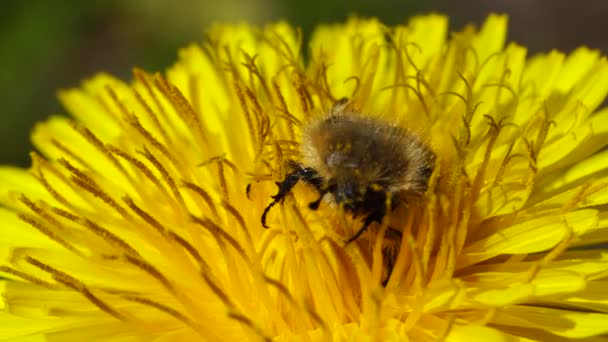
[261,98,435,281]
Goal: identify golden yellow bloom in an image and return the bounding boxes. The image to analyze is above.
[2,14,608,341]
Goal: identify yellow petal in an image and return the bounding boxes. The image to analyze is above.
[446,323,532,342]
[491,305,608,338]
[460,210,597,266]
[0,167,47,209]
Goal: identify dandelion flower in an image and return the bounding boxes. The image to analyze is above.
[2,14,608,341]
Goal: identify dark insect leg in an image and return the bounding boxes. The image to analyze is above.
[345,187,391,244]
[261,167,320,228]
[308,184,333,210]
[308,194,324,210]
[386,227,403,240]
[382,248,396,286]
[245,184,252,200]
[345,209,385,245]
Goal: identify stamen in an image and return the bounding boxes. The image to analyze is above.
[257,114,271,156]
[492,142,524,186]
[123,195,212,272]
[481,78,517,109]
[72,124,130,179]
[289,203,317,244]
[561,182,608,212]
[247,87,272,156]
[198,154,238,174]
[387,213,412,289]
[139,147,186,210]
[476,51,502,76]
[526,216,574,282]
[245,87,266,135]
[59,158,132,220]
[270,140,299,157]
[123,112,179,167]
[402,42,422,75]
[256,229,283,264]
[343,76,361,100]
[188,74,202,120]
[272,81,296,141]
[25,257,126,321]
[123,254,175,294]
[49,206,80,222]
[239,53,261,88]
[31,153,73,209]
[304,304,331,338]
[263,275,297,305]
[524,138,539,173]
[104,85,132,121]
[154,75,207,148]
[227,312,271,342]
[412,72,435,97]
[289,204,343,323]
[436,314,456,342]
[295,75,312,114]
[108,145,171,200]
[191,216,251,265]
[440,74,475,133]
[233,82,255,143]
[264,30,299,66]
[123,196,167,235]
[435,179,465,280]
[419,75,433,117]
[315,63,335,103]
[221,201,254,251]
[17,213,81,256]
[402,294,424,333]
[19,195,66,231]
[221,158,238,173]
[122,295,197,331]
[199,156,239,200]
[132,68,172,144]
[0,265,57,288]
[471,116,503,199]
[167,231,213,274]
[381,74,430,117]
[79,218,140,257]
[387,36,407,109]
[371,223,388,284]
[407,233,426,292]
[454,194,471,259]
[419,201,436,280]
[199,270,235,307]
[217,160,229,201]
[50,138,93,170]
[532,108,554,158]
[198,154,227,167]
[262,276,306,330]
[181,181,220,220]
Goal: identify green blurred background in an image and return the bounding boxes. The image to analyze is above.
[1,0,606,167]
